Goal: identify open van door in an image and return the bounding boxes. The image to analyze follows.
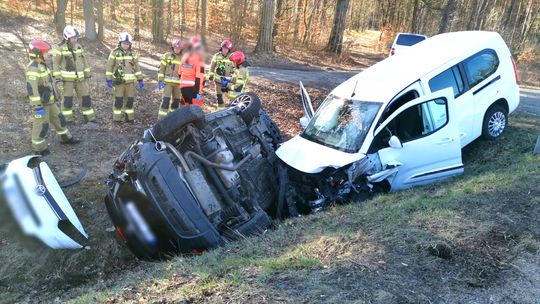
[300,81,314,121]
[373,88,463,190]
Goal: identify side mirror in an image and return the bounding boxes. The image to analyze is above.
[299,117,310,129]
[388,135,403,149]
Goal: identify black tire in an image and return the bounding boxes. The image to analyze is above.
[259,110,282,148]
[482,105,508,140]
[222,210,271,241]
[230,92,262,124]
[152,105,204,143]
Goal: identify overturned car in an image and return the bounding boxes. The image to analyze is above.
[105,94,284,260]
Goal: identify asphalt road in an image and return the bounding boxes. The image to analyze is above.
[250,67,540,116]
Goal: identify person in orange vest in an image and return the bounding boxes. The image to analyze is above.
[179,36,205,106]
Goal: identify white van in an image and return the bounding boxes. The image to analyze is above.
[277,31,519,199]
[389,33,428,56]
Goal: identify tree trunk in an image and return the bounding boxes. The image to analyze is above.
[166,0,172,37]
[272,0,284,49]
[255,0,275,53]
[109,0,118,21]
[97,0,104,41]
[293,0,303,42]
[83,0,97,41]
[438,0,458,33]
[326,0,349,54]
[411,0,419,32]
[152,0,164,43]
[55,0,67,34]
[195,0,200,33]
[180,0,186,39]
[201,0,207,43]
[134,0,140,39]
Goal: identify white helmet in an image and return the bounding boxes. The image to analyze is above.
[63,25,80,40]
[118,32,133,44]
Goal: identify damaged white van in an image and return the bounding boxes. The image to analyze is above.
[277,31,519,210]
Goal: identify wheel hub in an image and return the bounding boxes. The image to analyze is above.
[488,111,506,137]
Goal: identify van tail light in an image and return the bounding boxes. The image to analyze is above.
[390,48,395,56]
[510,56,519,84]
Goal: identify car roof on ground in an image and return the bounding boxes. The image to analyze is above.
[332,31,503,103]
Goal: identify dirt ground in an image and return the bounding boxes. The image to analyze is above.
[0,12,539,304]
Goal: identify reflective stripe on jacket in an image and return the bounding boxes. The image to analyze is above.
[52,43,91,81]
[26,61,55,106]
[158,52,182,84]
[106,48,143,83]
[209,52,233,81]
[228,66,250,93]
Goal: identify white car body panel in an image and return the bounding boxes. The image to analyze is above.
[1,156,88,249]
[276,135,365,174]
[374,89,463,190]
[389,33,428,57]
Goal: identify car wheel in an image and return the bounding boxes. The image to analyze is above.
[222,210,271,241]
[152,105,205,142]
[230,92,262,124]
[259,110,282,148]
[482,105,508,140]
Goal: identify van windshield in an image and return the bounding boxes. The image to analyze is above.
[301,95,381,153]
[396,34,426,46]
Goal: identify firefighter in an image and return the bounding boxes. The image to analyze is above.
[52,25,96,123]
[224,51,251,101]
[179,36,205,106]
[105,32,144,122]
[25,39,79,156]
[157,39,184,119]
[208,39,234,109]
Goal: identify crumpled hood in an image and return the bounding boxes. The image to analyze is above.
[276,135,364,173]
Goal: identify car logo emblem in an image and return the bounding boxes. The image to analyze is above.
[36,185,46,196]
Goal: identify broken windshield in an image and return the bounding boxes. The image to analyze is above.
[301,95,381,153]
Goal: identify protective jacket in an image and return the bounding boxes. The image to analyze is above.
[228,65,250,98]
[26,61,55,107]
[106,47,143,84]
[179,51,205,94]
[52,43,91,81]
[209,52,233,81]
[158,52,181,84]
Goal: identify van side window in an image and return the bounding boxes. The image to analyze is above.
[380,90,419,122]
[429,66,464,97]
[371,98,449,151]
[464,49,499,88]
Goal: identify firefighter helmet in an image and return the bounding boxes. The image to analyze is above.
[118,32,133,44]
[171,39,184,51]
[229,51,247,66]
[221,39,232,50]
[28,39,52,59]
[63,25,80,40]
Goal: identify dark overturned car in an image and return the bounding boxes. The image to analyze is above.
[105,93,286,260]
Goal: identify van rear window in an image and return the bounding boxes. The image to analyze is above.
[464,49,499,88]
[429,66,464,97]
[396,34,426,46]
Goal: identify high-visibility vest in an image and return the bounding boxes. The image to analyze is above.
[52,43,91,81]
[179,51,205,94]
[106,48,143,83]
[158,52,182,84]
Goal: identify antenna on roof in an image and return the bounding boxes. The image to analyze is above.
[351,80,358,98]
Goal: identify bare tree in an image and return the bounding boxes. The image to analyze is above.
[109,0,118,21]
[152,0,164,43]
[326,0,349,53]
[97,0,104,41]
[134,0,140,39]
[180,0,186,39]
[201,0,207,43]
[255,0,275,53]
[83,0,97,41]
[54,0,67,34]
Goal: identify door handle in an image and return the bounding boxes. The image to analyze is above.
[437,137,455,144]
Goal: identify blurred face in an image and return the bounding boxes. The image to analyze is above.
[221,47,230,55]
[69,37,78,45]
[42,51,50,60]
[121,42,130,50]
